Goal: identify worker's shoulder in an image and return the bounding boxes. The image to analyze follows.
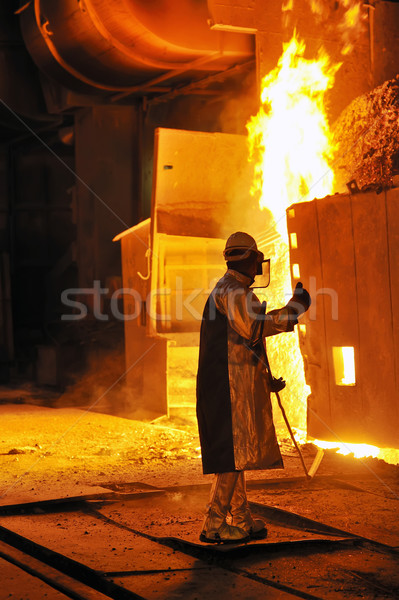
[213,271,247,295]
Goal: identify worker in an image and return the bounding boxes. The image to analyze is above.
[196,231,311,544]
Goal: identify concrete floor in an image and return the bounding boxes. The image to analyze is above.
[0,402,398,599]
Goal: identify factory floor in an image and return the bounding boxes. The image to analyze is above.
[0,402,398,599]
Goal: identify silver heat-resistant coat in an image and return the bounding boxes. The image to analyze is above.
[196,269,295,474]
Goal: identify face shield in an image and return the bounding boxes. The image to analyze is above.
[256,252,264,276]
[251,258,271,289]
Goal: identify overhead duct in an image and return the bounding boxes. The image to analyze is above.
[20,0,253,94]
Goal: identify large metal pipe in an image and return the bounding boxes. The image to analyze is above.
[20,0,253,93]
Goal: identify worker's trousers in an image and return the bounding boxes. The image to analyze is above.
[202,471,254,533]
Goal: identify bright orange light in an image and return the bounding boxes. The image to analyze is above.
[332,346,356,386]
[311,438,399,465]
[247,34,339,240]
[339,0,367,55]
[246,33,339,430]
[308,0,366,56]
[246,32,397,465]
[312,439,379,459]
[293,427,398,464]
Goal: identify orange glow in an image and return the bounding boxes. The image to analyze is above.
[246,33,339,430]
[332,346,356,386]
[312,439,380,459]
[246,32,397,463]
[247,34,339,240]
[309,0,366,56]
[292,428,398,465]
[339,0,366,55]
[312,439,399,466]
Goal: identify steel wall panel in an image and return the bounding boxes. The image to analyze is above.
[386,189,399,434]
[287,201,331,438]
[317,194,361,440]
[290,192,399,448]
[121,220,167,418]
[151,128,256,240]
[352,192,396,444]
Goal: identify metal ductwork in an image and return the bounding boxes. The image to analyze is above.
[20,0,253,94]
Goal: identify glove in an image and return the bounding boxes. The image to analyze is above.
[270,376,286,393]
[286,282,311,317]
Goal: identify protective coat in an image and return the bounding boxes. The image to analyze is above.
[196,269,295,474]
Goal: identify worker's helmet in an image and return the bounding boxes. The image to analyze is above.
[223,231,264,274]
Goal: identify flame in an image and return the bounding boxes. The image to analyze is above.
[339,0,367,55]
[311,439,399,465]
[294,429,399,464]
[307,0,366,56]
[245,32,399,466]
[246,34,339,430]
[312,439,380,459]
[247,34,339,241]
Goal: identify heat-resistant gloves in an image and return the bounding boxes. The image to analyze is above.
[286,282,311,317]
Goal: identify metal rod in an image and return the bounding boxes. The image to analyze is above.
[274,390,311,480]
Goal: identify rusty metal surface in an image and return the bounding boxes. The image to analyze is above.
[351,192,396,441]
[316,194,361,440]
[387,188,399,403]
[286,201,331,436]
[287,190,399,447]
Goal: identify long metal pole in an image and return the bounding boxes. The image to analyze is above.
[274,390,311,480]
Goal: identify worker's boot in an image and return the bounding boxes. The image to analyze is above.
[200,472,250,544]
[230,472,267,539]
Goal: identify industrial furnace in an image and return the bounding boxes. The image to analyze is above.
[288,190,399,448]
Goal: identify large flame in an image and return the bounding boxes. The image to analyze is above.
[246,33,338,431]
[247,34,339,241]
[246,34,398,465]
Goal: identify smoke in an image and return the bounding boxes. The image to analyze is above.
[216,69,258,136]
[53,322,151,420]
